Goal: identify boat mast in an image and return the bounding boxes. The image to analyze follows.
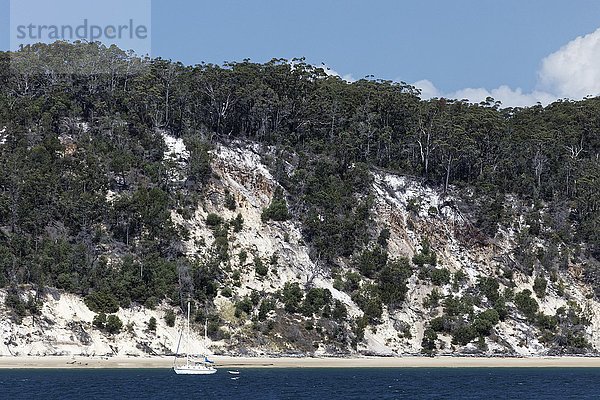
[173,327,182,367]
[204,317,208,366]
[186,301,191,367]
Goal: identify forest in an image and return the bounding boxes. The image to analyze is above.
[0,42,598,338]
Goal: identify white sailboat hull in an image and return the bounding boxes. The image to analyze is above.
[173,366,217,375]
[173,302,217,376]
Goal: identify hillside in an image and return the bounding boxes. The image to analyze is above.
[0,42,599,357]
[1,136,599,357]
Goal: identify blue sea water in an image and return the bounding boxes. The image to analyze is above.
[1,368,600,399]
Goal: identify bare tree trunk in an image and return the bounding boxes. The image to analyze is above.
[444,154,453,193]
[417,117,436,178]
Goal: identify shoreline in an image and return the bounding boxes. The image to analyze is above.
[2,355,600,369]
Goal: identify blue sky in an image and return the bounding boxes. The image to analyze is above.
[2,0,600,106]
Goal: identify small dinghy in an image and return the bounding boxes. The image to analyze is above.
[228,370,240,375]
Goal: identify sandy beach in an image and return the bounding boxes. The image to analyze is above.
[1,355,600,369]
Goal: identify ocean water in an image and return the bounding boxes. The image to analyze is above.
[1,368,600,399]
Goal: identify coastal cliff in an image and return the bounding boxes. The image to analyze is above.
[2,137,599,357]
[1,42,599,358]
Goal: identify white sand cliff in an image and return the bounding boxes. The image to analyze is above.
[2,136,600,358]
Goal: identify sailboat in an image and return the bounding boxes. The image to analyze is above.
[173,301,217,375]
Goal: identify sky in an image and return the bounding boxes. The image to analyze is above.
[2,0,600,107]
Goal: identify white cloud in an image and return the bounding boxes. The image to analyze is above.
[539,27,600,98]
[412,81,555,108]
[412,27,600,107]
[412,79,440,99]
[452,86,556,108]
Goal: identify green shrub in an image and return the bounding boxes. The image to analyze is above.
[269,253,278,266]
[25,295,42,315]
[503,287,515,302]
[261,188,290,222]
[282,282,303,313]
[235,297,253,318]
[250,291,261,306]
[355,246,388,278]
[473,309,500,336]
[164,309,176,327]
[452,271,467,291]
[514,289,539,320]
[213,235,230,262]
[397,321,413,339]
[85,291,120,314]
[333,276,344,291]
[533,276,547,298]
[430,316,451,333]
[145,296,158,310]
[377,228,391,247]
[421,327,438,354]
[343,271,362,293]
[238,250,248,264]
[232,213,244,232]
[423,288,443,308]
[412,238,437,267]
[451,324,477,345]
[351,284,382,323]
[302,288,332,316]
[148,316,157,331]
[476,336,488,351]
[254,256,268,277]
[430,268,451,286]
[224,189,236,210]
[258,298,275,321]
[93,312,107,329]
[362,297,383,322]
[493,296,509,321]
[5,292,26,318]
[478,277,500,304]
[221,287,233,297]
[407,197,421,213]
[232,270,241,286]
[56,272,75,290]
[352,316,369,345]
[476,194,505,236]
[565,332,591,351]
[332,300,348,321]
[206,213,223,227]
[535,312,557,331]
[377,258,412,308]
[443,295,473,317]
[106,314,123,334]
[185,137,213,185]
